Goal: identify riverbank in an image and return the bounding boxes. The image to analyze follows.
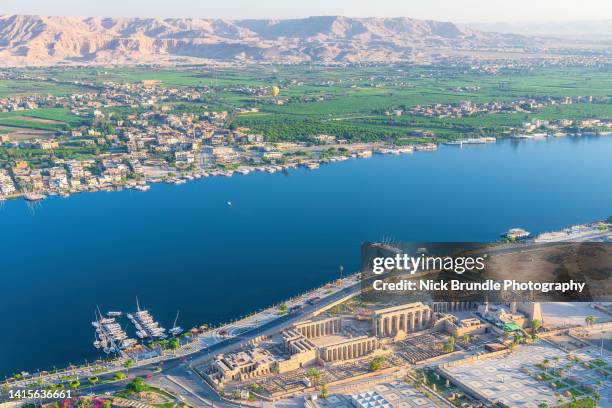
[2,131,609,204]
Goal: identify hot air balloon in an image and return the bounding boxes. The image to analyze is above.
[271,86,280,97]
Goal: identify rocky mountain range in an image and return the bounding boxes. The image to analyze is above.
[0,14,538,66]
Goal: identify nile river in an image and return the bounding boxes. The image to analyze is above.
[1,136,611,377]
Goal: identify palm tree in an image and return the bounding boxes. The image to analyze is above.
[585,315,596,327]
[542,359,550,375]
[320,382,329,398]
[444,336,456,353]
[531,319,542,340]
[306,368,320,386]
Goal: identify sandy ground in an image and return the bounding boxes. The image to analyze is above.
[541,302,611,327]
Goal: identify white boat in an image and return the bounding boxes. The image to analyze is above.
[169,327,184,336]
[169,311,184,336]
[107,311,122,317]
[24,193,46,202]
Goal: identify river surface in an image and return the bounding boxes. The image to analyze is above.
[1,136,611,377]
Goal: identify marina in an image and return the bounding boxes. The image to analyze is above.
[91,300,182,355]
[127,298,167,340]
[92,310,137,355]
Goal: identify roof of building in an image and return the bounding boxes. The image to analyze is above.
[351,391,392,408]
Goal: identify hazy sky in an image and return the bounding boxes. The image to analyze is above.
[1,0,611,22]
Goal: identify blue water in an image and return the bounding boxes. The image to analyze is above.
[1,136,611,377]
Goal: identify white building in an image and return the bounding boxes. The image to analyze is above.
[0,170,16,195]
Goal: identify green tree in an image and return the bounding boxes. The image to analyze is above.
[531,319,542,340]
[123,359,135,375]
[126,377,147,393]
[168,338,180,350]
[369,356,385,372]
[114,371,127,381]
[306,368,321,385]
[542,359,550,374]
[585,316,596,327]
[69,379,80,390]
[87,376,99,387]
[278,303,288,315]
[320,382,329,399]
[444,336,456,353]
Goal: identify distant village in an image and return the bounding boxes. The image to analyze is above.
[0,72,611,201]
